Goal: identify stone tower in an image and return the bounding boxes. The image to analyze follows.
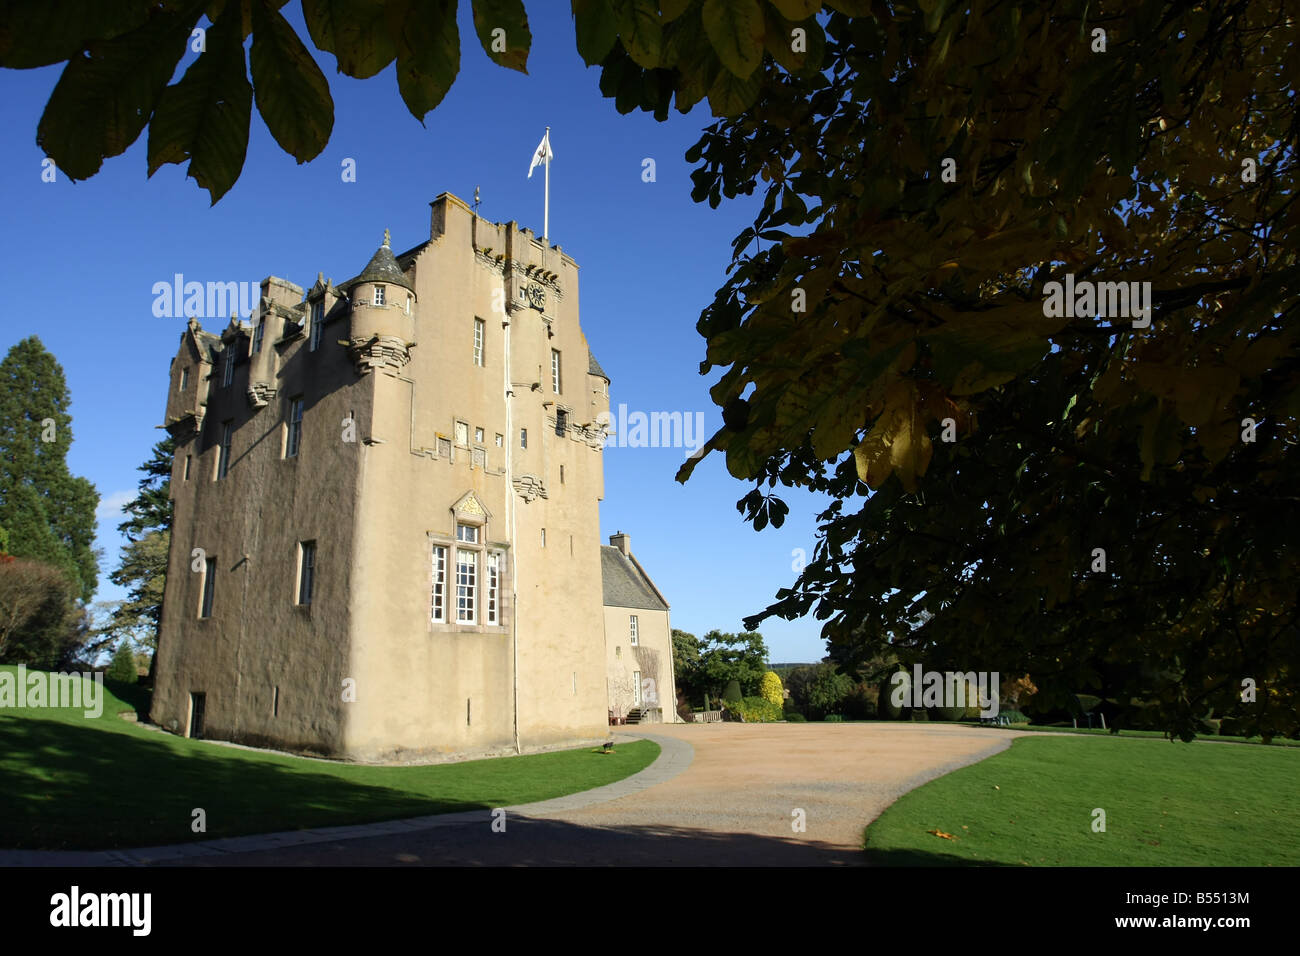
[151,193,613,762]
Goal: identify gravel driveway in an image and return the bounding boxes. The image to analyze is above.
[146,722,1025,866]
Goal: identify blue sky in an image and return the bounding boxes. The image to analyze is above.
[0,4,836,663]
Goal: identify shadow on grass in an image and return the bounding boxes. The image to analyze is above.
[862,846,1012,867]
[102,678,151,720]
[0,716,494,851]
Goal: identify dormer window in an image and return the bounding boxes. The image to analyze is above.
[373,285,386,306]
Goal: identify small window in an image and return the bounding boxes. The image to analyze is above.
[309,300,324,351]
[286,396,305,458]
[180,367,190,391]
[373,284,386,306]
[551,349,561,394]
[520,428,527,449]
[473,318,485,366]
[273,685,279,718]
[457,524,479,544]
[223,346,236,387]
[436,437,452,459]
[431,544,447,623]
[633,670,643,705]
[560,464,564,484]
[199,557,216,618]
[486,552,501,625]
[630,615,639,645]
[216,420,233,480]
[406,294,412,315]
[555,408,568,435]
[253,318,265,354]
[494,433,503,448]
[540,528,546,547]
[297,540,316,606]
[455,420,469,445]
[474,427,484,443]
[183,454,192,481]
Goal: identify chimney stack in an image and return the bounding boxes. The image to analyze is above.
[610,532,631,555]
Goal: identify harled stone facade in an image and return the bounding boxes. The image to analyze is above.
[150,192,674,762]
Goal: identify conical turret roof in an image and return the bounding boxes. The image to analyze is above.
[346,229,414,294]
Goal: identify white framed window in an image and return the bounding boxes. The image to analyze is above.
[455,420,469,445]
[297,541,316,605]
[286,396,304,458]
[520,428,527,449]
[431,545,447,623]
[474,427,484,443]
[551,349,561,394]
[633,671,643,705]
[216,420,233,480]
[223,346,236,387]
[373,284,386,306]
[494,433,503,448]
[457,523,478,544]
[630,615,639,645]
[486,552,500,625]
[406,294,412,314]
[455,548,478,624]
[309,300,324,351]
[473,318,485,366]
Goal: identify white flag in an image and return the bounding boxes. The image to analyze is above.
[527,130,553,179]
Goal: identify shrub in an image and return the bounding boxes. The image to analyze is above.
[785,712,806,722]
[998,709,1029,724]
[758,671,784,706]
[722,679,743,703]
[843,681,879,720]
[908,708,930,721]
[878,671,909,720]
[823,714,844,723]
[727,696,784,723]
[106,641,138,684]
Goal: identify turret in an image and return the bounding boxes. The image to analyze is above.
[345,229,417,372]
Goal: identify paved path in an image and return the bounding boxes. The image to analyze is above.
[2,723,1028,867]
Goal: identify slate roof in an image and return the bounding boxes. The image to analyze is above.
[601,546,669,611]
[346,235,415,293]
[588,349,609,380]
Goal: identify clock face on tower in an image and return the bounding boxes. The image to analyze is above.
[525,281,546,310]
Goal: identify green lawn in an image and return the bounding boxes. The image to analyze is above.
[864,734,1300,866]
[0,667,657,850]
[956,721,1300,747]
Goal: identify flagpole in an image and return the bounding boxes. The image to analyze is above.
[543,126,550,242]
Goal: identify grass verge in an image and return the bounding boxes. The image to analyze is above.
[0,667,657,850]
[863,734,1299,866]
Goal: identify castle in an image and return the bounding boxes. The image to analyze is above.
[149,192,678,762]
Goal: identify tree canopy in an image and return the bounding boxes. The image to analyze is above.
[669,2,1298,741]
[105,437,174,665]
[0,337,100,603]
